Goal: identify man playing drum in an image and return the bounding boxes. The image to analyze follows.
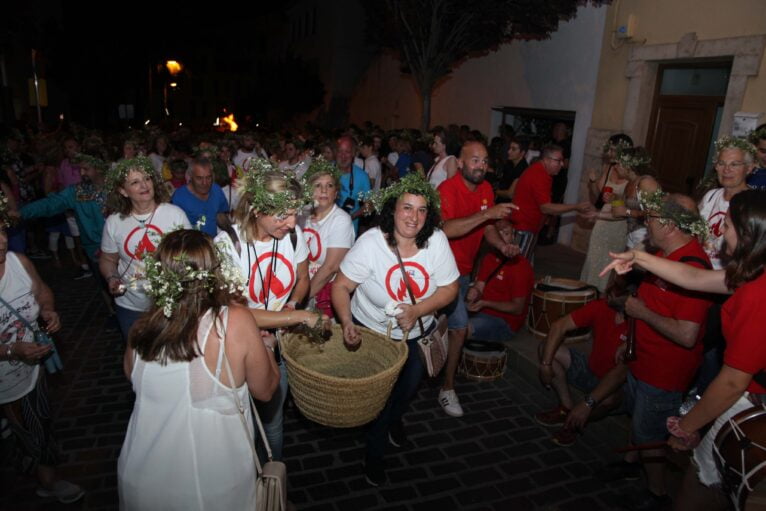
[465,219,534,343]
[536,278,632,446]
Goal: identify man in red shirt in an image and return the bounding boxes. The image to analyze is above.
[620,194,712,508]
[536,280,632,447]
[511,145,593,258]
[465,219,534,341]
[437,141,518,417]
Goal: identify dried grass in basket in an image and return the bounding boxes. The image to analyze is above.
[280,324,408,428]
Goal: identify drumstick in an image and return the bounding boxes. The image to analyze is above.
[614,441,667,453]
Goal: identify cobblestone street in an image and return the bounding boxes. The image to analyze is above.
[1,247,655,510]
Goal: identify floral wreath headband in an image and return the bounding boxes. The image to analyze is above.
[237,159,309,216]
[105,155,160,194]
[602,138,633,156]
[133,231,246,318]
[361,173,440,215]
[615,147,652,171]
[639,190,708,240]
[73,153,108,174]
[713,135,757,162]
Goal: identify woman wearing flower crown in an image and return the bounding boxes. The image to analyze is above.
[580,144,651,292]
[215,162,324,461]
[601,189,766,510]
[118,229,279,510]
[332,173,459,487]
[298,158,354,319]
[99,156,191,341]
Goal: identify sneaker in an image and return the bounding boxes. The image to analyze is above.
[438,389,464,417]
[388,420,408,448]
[36,480,85,504]
[364,457,385,487]
[73,268,93,280]
[594,460,642,482]
[534,405,570,427]
[551,427,577,447]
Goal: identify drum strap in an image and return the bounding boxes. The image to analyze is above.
[678,256,712,270]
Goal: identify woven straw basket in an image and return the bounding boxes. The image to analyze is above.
[281,324,408,428]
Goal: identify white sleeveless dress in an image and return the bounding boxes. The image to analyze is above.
[118,308,256,510]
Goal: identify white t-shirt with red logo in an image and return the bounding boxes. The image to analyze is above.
[340,227,459,340]
[101,203,191,312]
[299,205,355,279]
[215,224,309,311]
[699,188,729,270]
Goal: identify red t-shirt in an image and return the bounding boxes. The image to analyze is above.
[438,173,495,275]
[571,299,628,379]
[722,272,766,394]
[476,253,534,332]
[510,161,552,233]
[630,240,712,392]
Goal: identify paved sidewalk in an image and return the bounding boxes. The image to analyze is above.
[0,246,656,510]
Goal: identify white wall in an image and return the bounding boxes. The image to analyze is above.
[349,4,608,244]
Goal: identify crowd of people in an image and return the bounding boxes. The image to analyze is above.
[0,118,765,510]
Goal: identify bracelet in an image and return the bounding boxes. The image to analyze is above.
[540,361,552,366]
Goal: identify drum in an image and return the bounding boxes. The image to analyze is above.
[527,277,597,343]
[459,341,508,382]
[714,404,766,510]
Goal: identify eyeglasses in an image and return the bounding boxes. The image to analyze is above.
[714,160,746,170]
[545,157,564,164]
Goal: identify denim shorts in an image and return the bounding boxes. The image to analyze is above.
[622,372,683,444]
[442,274,471,330]
[468,312,515,342]
[565,349,600,394]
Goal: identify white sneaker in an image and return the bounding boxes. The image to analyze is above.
[438,389,464,417]
[36,480,85,504]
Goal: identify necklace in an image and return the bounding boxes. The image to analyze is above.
[131,205,157,227]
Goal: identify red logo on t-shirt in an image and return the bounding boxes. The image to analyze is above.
[248,252,295,305]
[304,227,322,263]
[707,211,726,238]
[385,262,430,302]
[123,225,163,260]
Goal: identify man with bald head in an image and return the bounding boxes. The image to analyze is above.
[336,135,371,235]
[436,141,519,417]
[618,193,712,508]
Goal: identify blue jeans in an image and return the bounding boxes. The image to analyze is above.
[623,372,682,444]
[468,312,515,342]
[565,349,600,394]
[443,275,471,330]
[256,359,288,461]
[115,305,144,342]
[366,336,426,461]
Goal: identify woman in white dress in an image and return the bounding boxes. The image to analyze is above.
[118,229,280,510]
[99,156,191,340]
[299,158,354,319]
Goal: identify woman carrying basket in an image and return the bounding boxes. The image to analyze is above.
[215,160,326,460]
[332,173,459,487]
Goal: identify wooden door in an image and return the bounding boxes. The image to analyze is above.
[646,95,720,194]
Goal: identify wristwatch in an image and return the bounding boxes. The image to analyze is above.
[584,394,597,408]
[625,208,632,218]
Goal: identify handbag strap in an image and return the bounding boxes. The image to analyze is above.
[392,246,427,336]
[214,310,276,474]
[599,164,613,195]
[0,295,39,333]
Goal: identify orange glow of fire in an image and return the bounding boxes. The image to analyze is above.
[221,113,238,132]
[165,60,183,76]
